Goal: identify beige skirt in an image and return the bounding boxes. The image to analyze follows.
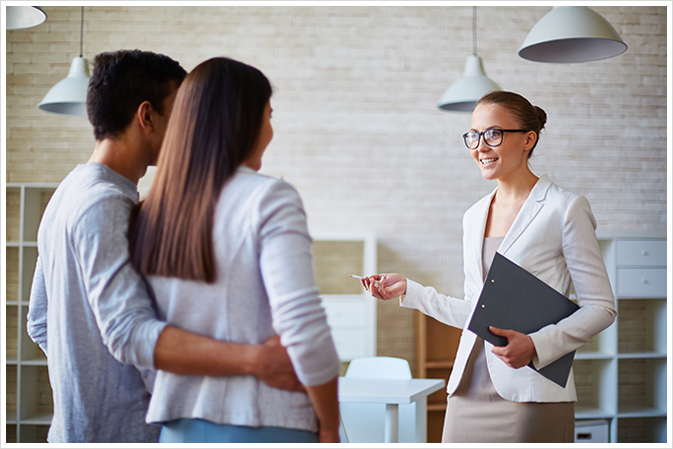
[442,337,575,443]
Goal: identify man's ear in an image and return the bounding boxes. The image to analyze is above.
[136,100,155,132]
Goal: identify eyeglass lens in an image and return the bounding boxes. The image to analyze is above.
[464,129,502,149]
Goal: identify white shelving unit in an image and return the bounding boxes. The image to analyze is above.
[574,232,667,443]
[312,233,377,361]
[5,183,59,443]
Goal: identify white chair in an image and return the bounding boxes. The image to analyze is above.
[339,356,425,443]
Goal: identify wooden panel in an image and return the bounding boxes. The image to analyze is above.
[427,409,446,443]
[424,316,461,365]
[313,240,364,295]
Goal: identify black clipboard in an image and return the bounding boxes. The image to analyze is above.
[467,252,579,388]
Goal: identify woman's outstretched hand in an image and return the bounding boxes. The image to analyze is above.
[360,273,407,301]
[488,326,537,369]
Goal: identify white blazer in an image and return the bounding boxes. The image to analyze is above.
[401,175,616,402]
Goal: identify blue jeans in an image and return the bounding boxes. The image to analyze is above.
[159,418,319,443]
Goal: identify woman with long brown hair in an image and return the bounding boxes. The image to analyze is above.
[128,57,340,443]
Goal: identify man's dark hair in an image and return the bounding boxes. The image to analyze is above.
[86,49,187,141]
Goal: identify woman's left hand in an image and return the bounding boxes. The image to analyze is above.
[488,326,537,369]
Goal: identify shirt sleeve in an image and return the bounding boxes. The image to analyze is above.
[529,195,617,369]
[257,181,340,387]
[73,194,167,370]
[27,256,49,354]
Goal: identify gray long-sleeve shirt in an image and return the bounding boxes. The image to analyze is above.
[27,163,166,443]
[145,166,340,431]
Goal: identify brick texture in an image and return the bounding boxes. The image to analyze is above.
[5,6,668,369]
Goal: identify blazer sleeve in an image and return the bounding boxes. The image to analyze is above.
[529,195,617,369]
[400,280,473,329]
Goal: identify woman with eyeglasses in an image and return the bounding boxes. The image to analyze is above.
[360,91,616,443]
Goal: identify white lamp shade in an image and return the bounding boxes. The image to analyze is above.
[437,55,502,112]
[6,6,47,30]
[518,6,627,63]
[38,57,90,116]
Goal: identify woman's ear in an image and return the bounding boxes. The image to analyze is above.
[523,130,538,151]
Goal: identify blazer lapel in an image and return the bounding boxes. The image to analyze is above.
[498,175,553,256]
[473,187,498,281]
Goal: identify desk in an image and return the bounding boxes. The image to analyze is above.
[338,377,445,443]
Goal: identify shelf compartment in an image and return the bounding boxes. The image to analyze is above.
[19,424,50,443]
[576,319,617,357]
[6,187,21,243]
[6,246,20,303]
[618,358,667,416]
[617,417,667,443]
[427,408,446,443]
[18,365,53,423]
[5,425,17,444]
[21,246,39,303]
[573,358,617,417]
[6,305,19,361]
[6,364,18,418]
[424,316,461,366]
[424,367,449,409]
[617,298,666,356]
[20,307,48,363]
[313,240,366,295]
[22,187,56,244]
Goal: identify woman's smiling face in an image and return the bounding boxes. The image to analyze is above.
[469,103,536,182]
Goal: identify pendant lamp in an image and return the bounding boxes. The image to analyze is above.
[38,6,90,116]
[518,6,627,63]
[437,7,501,112]
[6,6,47,30]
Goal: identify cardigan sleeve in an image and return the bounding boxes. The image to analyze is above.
[258,181,340,386]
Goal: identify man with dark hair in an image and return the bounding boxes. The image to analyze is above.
[27,50,302,443]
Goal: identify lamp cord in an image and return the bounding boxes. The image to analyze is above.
[472,6,477,56]
[80,6,84,57]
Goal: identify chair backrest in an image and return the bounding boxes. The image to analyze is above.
[345,356,412,380]
[340,356,420,443]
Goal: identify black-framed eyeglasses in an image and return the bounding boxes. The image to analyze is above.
[462,128,529,150]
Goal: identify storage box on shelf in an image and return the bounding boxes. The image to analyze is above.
[573,232,667,443]
[5,183,58,443]
[574,419,609,443]
[312,234,377,362]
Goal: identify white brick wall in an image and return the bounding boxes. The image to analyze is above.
[5,5,668,369]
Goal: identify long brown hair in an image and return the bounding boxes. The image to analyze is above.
[476,91,547,159]
[129,57,272,282]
